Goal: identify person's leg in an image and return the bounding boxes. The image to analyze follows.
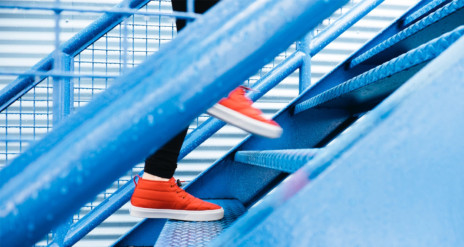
[143,128,188,180]
[172,0,220,32]
[173,0,282,139]
[142,0,220,182]
[131,0,224,222]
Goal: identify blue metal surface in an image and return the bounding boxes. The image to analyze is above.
[350,0,464,68]
[0,0,347,245]
[234,149,319,173]
[116,0,397,243]
[0,0,151,113]
[219,35,464,247]
[297,34,312,93]
[72,0,416,244]
[56,49,304,247]
[113,219,167,247]
[73,0,384,241]
[51,50,74,245]
[403,0,450,26]
[52,54,73,126]
[295,26,464,114]
[154,199,245,247]
[60,179,135,247]
[0,3,199,20]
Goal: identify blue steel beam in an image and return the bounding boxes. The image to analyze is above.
[0,0,151,113]
[0,0,347,246]
[216,35,464,247]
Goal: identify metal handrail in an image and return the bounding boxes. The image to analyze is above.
[0,0,348,245]
[43,0,389,245]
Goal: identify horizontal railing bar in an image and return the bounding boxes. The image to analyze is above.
[0,71,118,79]
[0,0,151,113]
[0,5,200,20]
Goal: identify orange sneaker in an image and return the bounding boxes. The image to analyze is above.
[207,86,282,139]
[130,177,224,221]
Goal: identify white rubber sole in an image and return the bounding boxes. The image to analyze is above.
[207,104,282,139]
[130,205,224,221]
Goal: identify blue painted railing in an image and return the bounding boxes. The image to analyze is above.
[0,0,159,113]
[0,0,444,245]
[0,0,349,245]
[57,1,389,243]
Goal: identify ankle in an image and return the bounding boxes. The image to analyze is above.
[142,173,170,181]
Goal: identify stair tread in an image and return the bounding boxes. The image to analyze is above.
[350,0,464,68]
[294,25,464,114]
[235,149,319,173]
[153,199,246,247]
[403,0,449,26]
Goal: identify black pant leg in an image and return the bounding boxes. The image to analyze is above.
[172,0,220,31]
[143,0,219,178]
[144,128,189,178]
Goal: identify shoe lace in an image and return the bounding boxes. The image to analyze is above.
[171,179,192,200]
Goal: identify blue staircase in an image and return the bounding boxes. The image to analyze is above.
[0,0,463,246]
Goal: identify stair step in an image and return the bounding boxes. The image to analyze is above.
[403,0,449,26]
[234,149,319,173]
[294,25,464,114]
[153,199,246,247]
[350,0,464,68]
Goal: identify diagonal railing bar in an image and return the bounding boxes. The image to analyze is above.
[0,0,347,246]
[310,0,385,56]
[0,0,150,113]
[54,1,387,244]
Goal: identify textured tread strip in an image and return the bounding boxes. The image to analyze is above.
[350,0,464,68]
[403,0,449,26]
[154,199,246,247]
[235,149,319,173]
[295,26,464,114]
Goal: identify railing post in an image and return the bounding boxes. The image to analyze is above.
[52,54,73,126]
[50,53,74,246]
[50,0,75,244]
[297,32,312,93]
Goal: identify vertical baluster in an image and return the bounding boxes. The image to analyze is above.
[297,32,312,93]
[51,0,74,245]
